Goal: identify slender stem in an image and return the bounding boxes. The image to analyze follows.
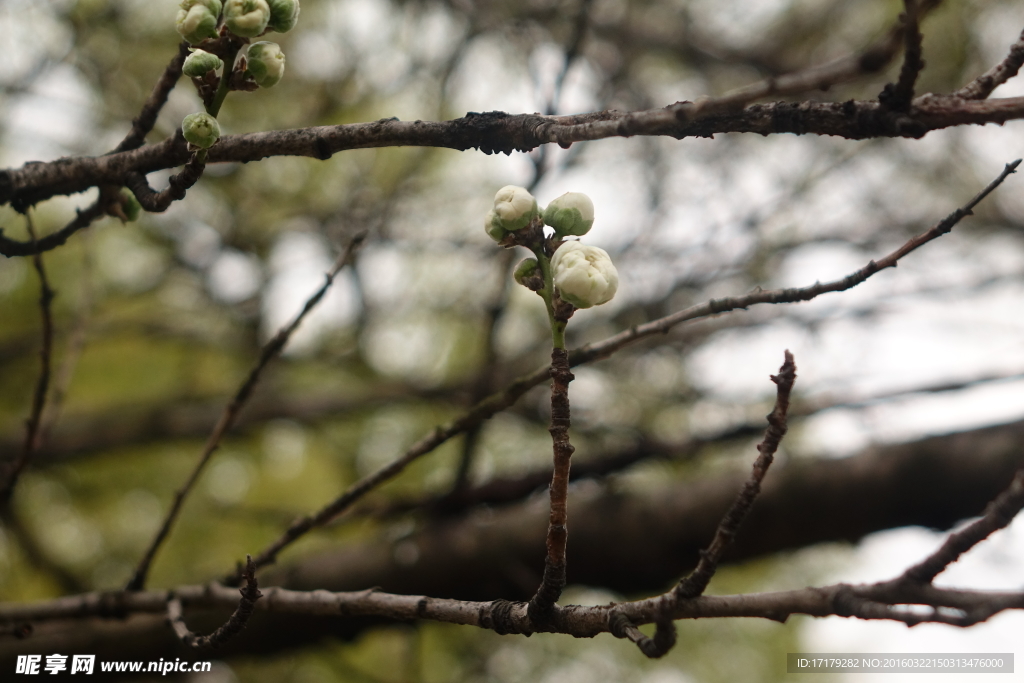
[534,249,566,349]
[208,44,241,117]
[528,236,575,624]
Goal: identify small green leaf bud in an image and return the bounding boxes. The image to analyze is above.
[267,0,300,33]
[550,241,618,309]
[182,112,221,148]
[224,0,271,38]
[513,258,543,291]
[246,42,286,87]
[176,0,222,45]
[119,188,142,222]
[543,191,594,237]
[182,49,224,78]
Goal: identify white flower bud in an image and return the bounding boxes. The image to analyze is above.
[550,241,618,309]
[490,184,538,236]
[224,0,270,38]
[182,112,221,148]
[246,42,285,87]
[176,0,222,45]
[543,192,594,237]
[266,0,300,33]
[182,49,224,78]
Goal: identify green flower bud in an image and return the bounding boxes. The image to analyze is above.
[182,112,221,148]
[266,0,300,33]
[246,41,285,87]
[182,49,224,78]
[513,258,543,290]
[176,0,222,45]
[224,0,271,38]
[484,209,506,242]
[543,191,594,237]
[551,241,618,309]
[119,188,142,222]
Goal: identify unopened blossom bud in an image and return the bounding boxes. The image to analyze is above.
[176,0,222,45]
[484,209,506,242]
[266,0,300,33]
[182,49,224,78]
[246,42,285,87]
[550,241,618,309]
[119,189,142,222]
[182,112,221,148]
[224,0,270,38]
[543,191,594,237]
[485,185,538,242]
[513,258,543,290]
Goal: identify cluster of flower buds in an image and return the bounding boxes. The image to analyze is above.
[175,0,300,44]
[488,186,618,309]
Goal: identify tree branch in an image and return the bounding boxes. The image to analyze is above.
[126,235,365,591]
[234,160,1019,579]
[528,347,576,623]
[673,351,796,601]
[0,213,54,503]
[878,0,925,112]
[167,556,261,649]
[954,26,1024,100]
[2,417,1023,660]
[5,95,1024,217]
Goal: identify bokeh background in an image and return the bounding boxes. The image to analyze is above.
[2,0,1024,680]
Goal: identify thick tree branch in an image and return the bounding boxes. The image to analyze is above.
[4,95,1024,221]
[2,559,1022,651]
[1,417,1022,660]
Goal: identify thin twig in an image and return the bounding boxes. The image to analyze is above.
[127,235,365,591]
[235,161,1018,578]
[879,0,925,111]
[900,467,1024,584]
[0,212,54,503]
[167,556,261,649]
[674,351,796,600]
[954,26,1024,100]
[113,42,190,153]
[528,347,576,624]
[38,239,94,449]
[123,151,206,213]
[0,200,107,257]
